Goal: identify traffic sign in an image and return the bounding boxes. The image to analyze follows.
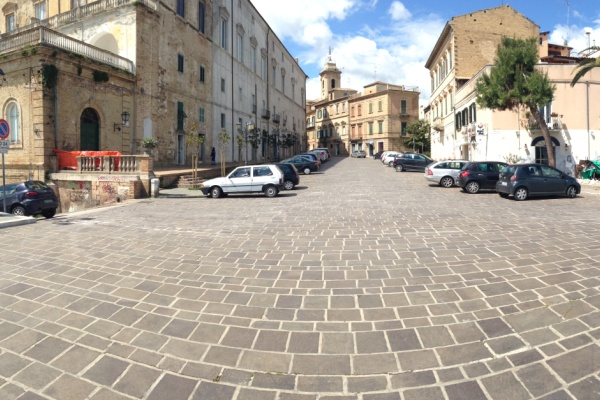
[0,119,9,140]
[0,140,8,153]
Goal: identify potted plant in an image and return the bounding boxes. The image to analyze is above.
[141,137,157,155]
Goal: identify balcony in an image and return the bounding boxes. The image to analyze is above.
[1,0,158,40]
[0,27,135,73]
[272,113,281,124]
[251,104,257,114]
[351,133,363,141]
[432,117,444,132]
[261,109,271,120]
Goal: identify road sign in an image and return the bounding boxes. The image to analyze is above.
[0,119,9,140]
[0,140,7,154]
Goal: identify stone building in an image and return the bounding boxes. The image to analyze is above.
[425,5,600,173]
[0,0,307,182]
[307,54,419,156]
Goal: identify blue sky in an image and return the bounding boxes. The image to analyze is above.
[251,0,600,102]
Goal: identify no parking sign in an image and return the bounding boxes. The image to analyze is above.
[0,119,9,140]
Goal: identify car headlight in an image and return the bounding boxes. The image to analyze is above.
[200,184,205,188]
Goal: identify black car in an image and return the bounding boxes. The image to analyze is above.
[281,156,320,175]
[297,153,321,165]
[373,151,384,160]
[496,163,580,201]
[393,152,434,172]
[276,163,300,190]
[456,161,508,193]
[0,181,59,218]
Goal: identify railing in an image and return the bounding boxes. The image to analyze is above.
[77,155,144,173]
[0,0,157,39]
[272,113,281,124]
[432,117,444,132]
[0,27,134,74]
[261,109,271,120]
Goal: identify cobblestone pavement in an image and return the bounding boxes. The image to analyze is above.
[1,157,600,400]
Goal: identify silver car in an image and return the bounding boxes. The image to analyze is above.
[424,160,468,187]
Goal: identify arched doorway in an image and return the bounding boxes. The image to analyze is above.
[531,136,559,165]
[80,108,100,151]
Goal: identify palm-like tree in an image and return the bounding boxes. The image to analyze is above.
[570,46,600,86]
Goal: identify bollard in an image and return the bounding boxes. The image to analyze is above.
[150,178,160,198]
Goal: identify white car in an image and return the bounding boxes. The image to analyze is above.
[310,150,328,162]
[382,152,401,167]
[313,148,330,159]
[424,160,468,187]
[200,165,284,198]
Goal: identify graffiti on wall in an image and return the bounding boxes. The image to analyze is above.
[62,181,93,213]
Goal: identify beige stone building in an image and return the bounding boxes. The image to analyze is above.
[425,5,539,160]
[307,54,419,156]
[426,5,600,174]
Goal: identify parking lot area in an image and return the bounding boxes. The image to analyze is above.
[1,156,600,399]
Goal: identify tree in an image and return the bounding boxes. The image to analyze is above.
[476,37,556,166]
[185,122,205,188]
[570,46,600,86]
[216,128,231,176]
[235,132,246,165]
[247,127,261,162]
[403,120,431,153]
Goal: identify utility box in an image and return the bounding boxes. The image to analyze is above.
[151,178,160,198]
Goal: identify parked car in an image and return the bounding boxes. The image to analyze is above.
[456,161,509,193]
[276,163,300,190]
[393,153,434,172]
[0,181,59,218]
[310,149,328,162]
[373,151,384,160]
[281,156,320,175]
[313,148,331,160]
[298,153,321,165]
[382,152,401,166]
[351,150,367,158]
[496,163,580,201]
[200,165,283,198]
[424,160,468,187]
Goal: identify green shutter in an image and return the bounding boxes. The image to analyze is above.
[199,108,205,123]
[177,102,184,131]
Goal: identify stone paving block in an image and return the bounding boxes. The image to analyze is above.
[356,331,389,353]
[436,342,492,366]
[416,326,454,348]
[238,350,291,373]
[24,337,71,363]
[253,330,289,352]
[252,372,296,390]
[568,375,600,400]
[504,308,562,333]
[297,376,343,392]
[507,348,544,366]
[353,353,399,374]
[291,355,351,375]
[386,329,421,351]
[0,383,25,400]
[447,322,485,343]
[538,390,577,400]
[203,346,241,367]
[321,333,354,354]
[112,364,161,398]
[161,338,207,359]
[15,391,50,400]
[390,371,436,389]
[288,332,320,353]
[403,387,445,400]
[362,393,401,400]
[160,318,197,339]
[515,363,562,398]
[486,335,527,355]
[444,381,487,400]
[547,344,600,383]
[44,374,96,400]
[236,387,277,400]
[481,371,531,400]
[0,352,32,378]
[13,362,62,390]
[220,368,253,386]
[347,376,388,393]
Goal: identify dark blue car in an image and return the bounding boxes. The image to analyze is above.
[0,181,59,218]
[496,163,580,201]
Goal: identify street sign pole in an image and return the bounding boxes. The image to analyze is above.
[2,152,6,213]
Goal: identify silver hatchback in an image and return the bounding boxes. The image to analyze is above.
[424,160,468,187]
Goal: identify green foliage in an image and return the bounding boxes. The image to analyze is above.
[476,37,555,111]
[21,44,37,56]
[571,46,600,86]
[217,128,231,175]
[185,122,205,153]
[41,64,58,88]
[402,120,431,152]
[247,127,261,149]
[92,70,109,82]
[141,137,158,149]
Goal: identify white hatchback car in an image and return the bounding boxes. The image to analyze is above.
[200,165,284,198]
[424,160,468,187]
[382,152,401,167]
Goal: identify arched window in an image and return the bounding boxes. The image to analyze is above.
[6,102,20,143]
[331,78,336,89]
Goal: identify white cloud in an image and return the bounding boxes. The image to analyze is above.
[388,1,411,21]
[549,24,600,55]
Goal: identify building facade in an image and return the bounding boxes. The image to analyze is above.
[426,5,600,174]
[307,55,420,156]
[0,0,306,184]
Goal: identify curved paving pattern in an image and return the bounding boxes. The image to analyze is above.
[1,157,600,399]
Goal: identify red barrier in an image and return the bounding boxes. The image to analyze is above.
[54,150,122,170]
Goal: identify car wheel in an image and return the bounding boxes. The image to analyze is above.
[264,186,278,197]
[440,176,454,187]
[303,167,311,175]
[210,186,222,198]
[11,205,27,216]
[388,161,394,167]
[42,209,56,218]
[284,180,295,190]
[566,185,577,198]
[465,181,480,194]
[514,187,528,201]
[498,193,509,198]
[396,164,403,172]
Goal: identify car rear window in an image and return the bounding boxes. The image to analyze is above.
[26,181,50,190]
[434,162,448,169]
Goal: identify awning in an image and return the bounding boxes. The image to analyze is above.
[531,136,560,147]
